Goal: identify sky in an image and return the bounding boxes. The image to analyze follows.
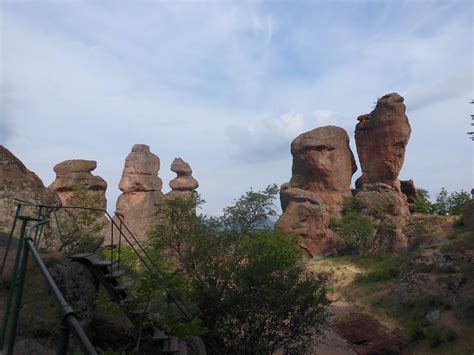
[1,0,473,216]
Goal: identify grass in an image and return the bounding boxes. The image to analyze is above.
[308,243,474,354]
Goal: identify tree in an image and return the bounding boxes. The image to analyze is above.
[431,187,450,215]
[150,185,330,354]
[430,188,470,216]
[58,182,106,254]
[411,189,432,214]
[330,198,375,256]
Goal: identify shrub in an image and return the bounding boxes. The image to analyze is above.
[150,185,330,353]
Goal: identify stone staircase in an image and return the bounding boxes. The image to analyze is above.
[69,252,192,354]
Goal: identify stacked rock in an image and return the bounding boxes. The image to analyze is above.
[49,160,107,209]
[166,158,199,199]
[115,144,164,243]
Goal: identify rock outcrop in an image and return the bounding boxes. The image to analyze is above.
[0,145,60,236]
[115,144,164,243]
[355,93,411,189]
[351,93,412,253]
[166,158,199,199]
[49,160,107,209]
[400,179,418,204]
[462,199,474,229]
[353,183,410,252]
[49,159,108,250]
[276,126,357,256]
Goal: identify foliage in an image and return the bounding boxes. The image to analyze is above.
[59,182,106,254]
[150,185,330,353]
[430,188,470,216]
[330,197,376,256]
[412,188,432,214]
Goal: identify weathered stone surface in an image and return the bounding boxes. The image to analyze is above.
[167,158,199,198]
[115,144,164,243]
[400,179,417,204]
[290,126,357,216]
[355,93,411,188]
[353,183,410,252]
[49,256,98,328]
[462,199,474,229]
[276,184,342,256]
[49,159,108,247]
[391,237,472,310]
[0,145,60,236]
[13,339,55,355]
[119,144,162,193]
[49,159,107,208]
[276,126,356,256]
[171,158,193,176]
[19,254,98,338]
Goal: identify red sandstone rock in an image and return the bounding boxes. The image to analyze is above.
[0,145,60,236]
[400,179,417,204]
[276,126,356,256]
[353,183,410,252]
[167,158,199,197]
[276,184,343,256]
[290,125,357,216]
[115,144,164,243]
[118,144,162,193]
[49,160,107,208]
[355,93,411,188]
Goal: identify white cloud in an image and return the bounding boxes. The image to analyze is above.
[1,0,471,215]
[226,111,305,163]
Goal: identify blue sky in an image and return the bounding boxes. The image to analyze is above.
[1,0,472,215]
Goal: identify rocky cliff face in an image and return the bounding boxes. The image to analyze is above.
[0,145,60,236]
[355,93,411,189]
[276,126,357,256]
[115,144,165,243]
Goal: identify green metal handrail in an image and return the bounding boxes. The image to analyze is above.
[0,214,97,355]
[1,200,220,353]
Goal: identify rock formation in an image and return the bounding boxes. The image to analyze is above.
[115,144,164,243]
[0,145,60,236]
[353,183,410,252]
[352,93,412,252]
[400,179,418,204]
[49,160,107,209]
[462,200,474,229]
[166,158,199,199]
[276,126,357,256]
[355,93,411,189]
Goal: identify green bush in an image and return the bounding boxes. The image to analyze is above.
[150,185,330,354]
[431,188,470,216]
[330,197,376,256]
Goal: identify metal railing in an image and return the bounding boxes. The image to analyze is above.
[0,204,97,354]
[0,200,218,353]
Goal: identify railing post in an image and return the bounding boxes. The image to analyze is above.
[0,217,28,351]
[0,204,21,278]
[118,221,123,271]
[6,232,30,355]
[57,308,72,355]
[110,218,114,270]
[33,206,43,246]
